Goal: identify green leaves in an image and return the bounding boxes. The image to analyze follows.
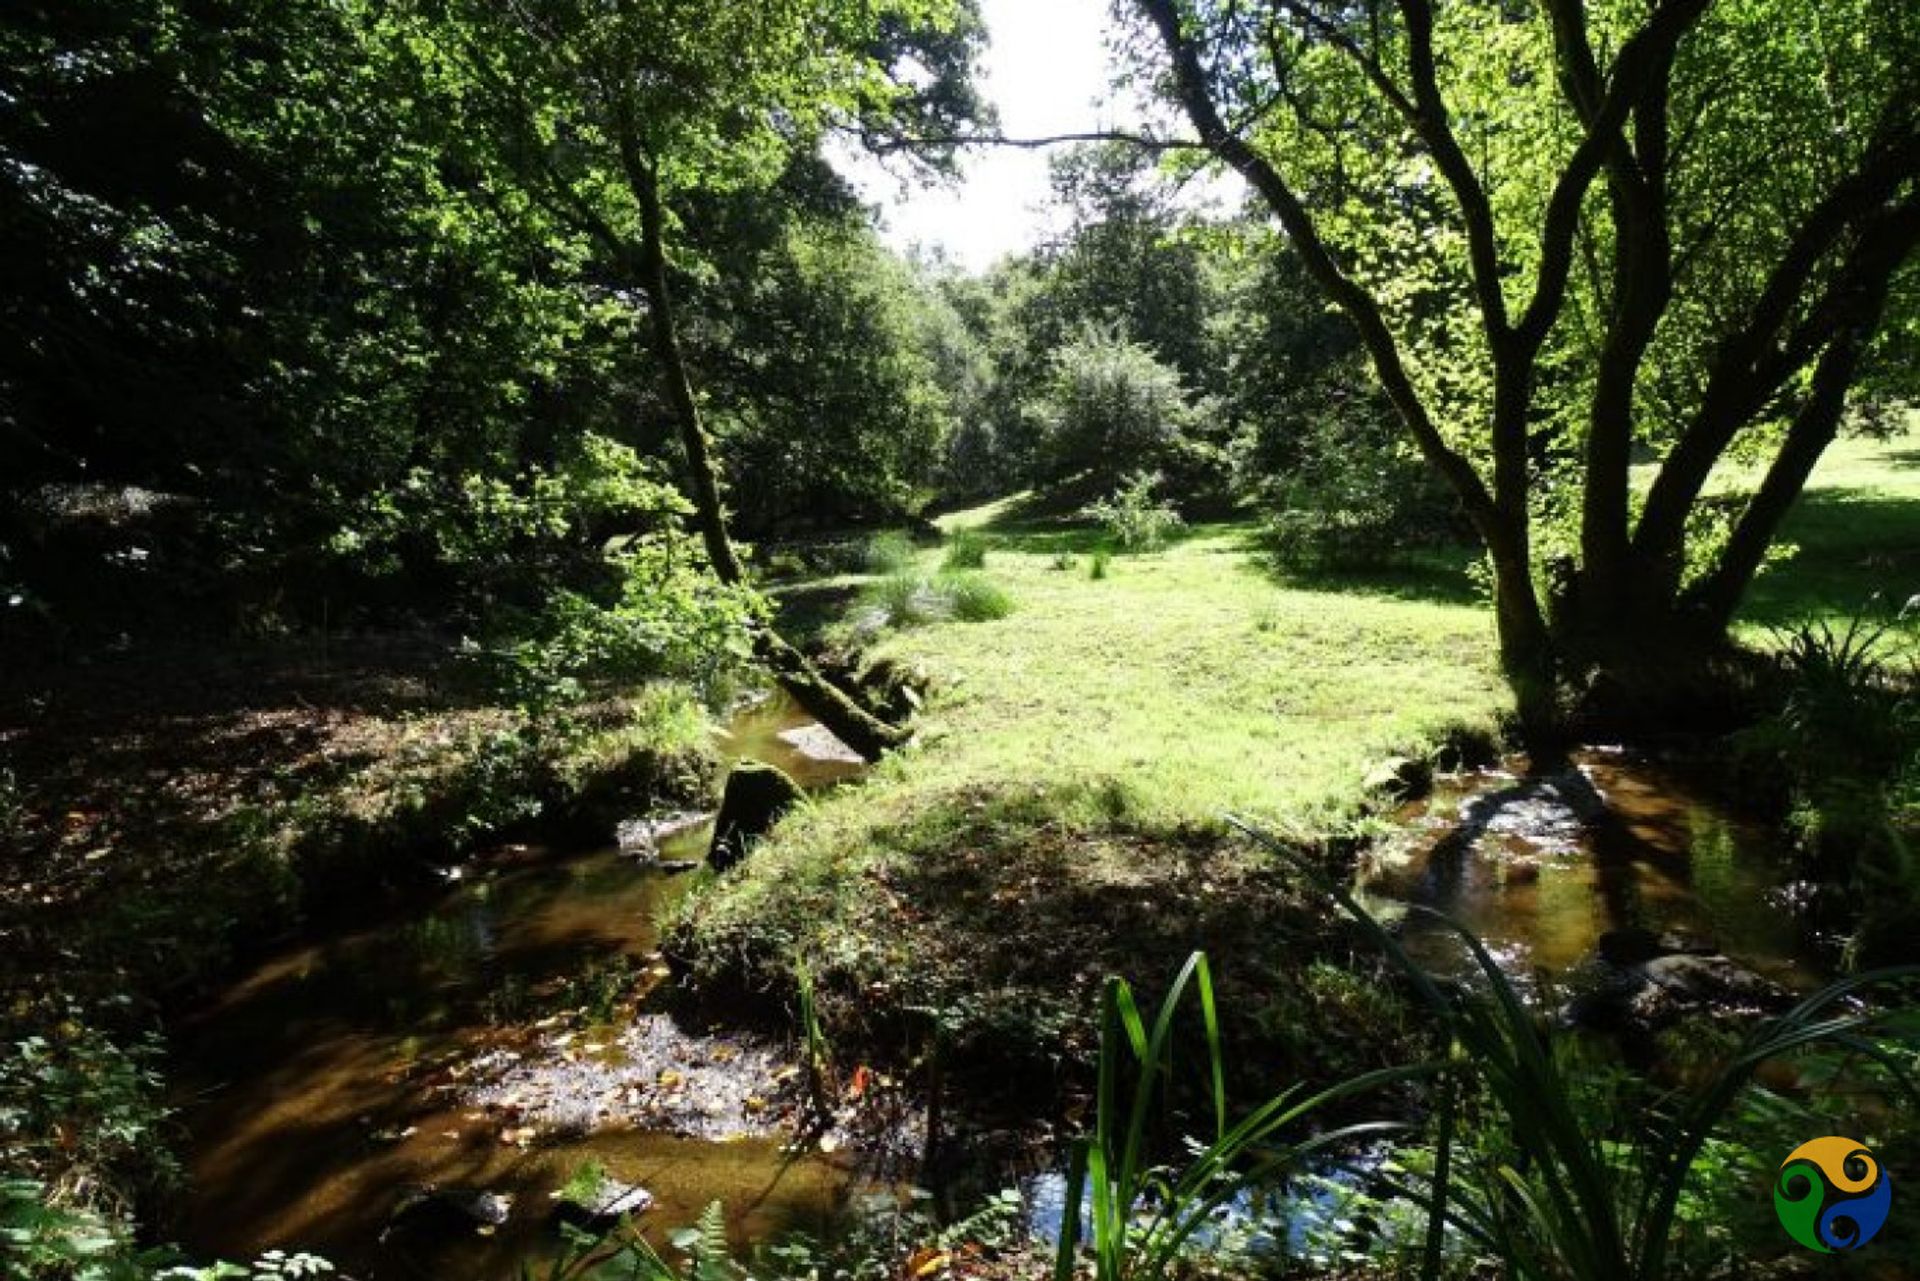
[1054,951,1422,1281]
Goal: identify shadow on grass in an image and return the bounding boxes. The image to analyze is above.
[1243,541,1486,609]
[1741,486,1920,626]
[678,780,1423,1100]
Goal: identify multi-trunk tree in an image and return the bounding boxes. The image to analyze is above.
[1129,0,1920,741]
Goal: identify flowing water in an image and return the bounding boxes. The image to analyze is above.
[175,717,1824,1276]
[173,691,873,1279]
[1354,749,1825,994]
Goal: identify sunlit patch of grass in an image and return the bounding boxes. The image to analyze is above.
[683,513,1506,1068]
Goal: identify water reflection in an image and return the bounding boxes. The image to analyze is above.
[1356,753,1818,991]
[174,690,873,1278]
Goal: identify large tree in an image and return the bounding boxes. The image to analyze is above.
[400,0,987,758]
[1129,0,1920,742]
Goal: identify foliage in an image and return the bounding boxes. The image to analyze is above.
[1126,0,1920,731]
[1038,332,1213,492]
[854,572,1013,631]
[1081,473,1185,554]
[940,531,990,571]
[1735,612,1920,961]
[700,217,969,531]
[861,533,919,576]
[1052,953,1419,1281]
[477,539,761,711]
[1,1178,333,1280]
[0,1004,176,1222]
[946,574,1015,622]
[1234,817,1920,1281]
[1258,394,1459,572]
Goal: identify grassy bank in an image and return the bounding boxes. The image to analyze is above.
[675,429,1920,1089]
[1731,428,1920,631]
[675,517,1507,1085]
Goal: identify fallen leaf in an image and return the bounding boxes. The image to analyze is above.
[907,1247,951,1278]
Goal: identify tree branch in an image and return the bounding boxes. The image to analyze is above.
[858,128,1207,154]
[1515,0,1711,350]
[1633,123,1920,570]
[1133,0,1503,541]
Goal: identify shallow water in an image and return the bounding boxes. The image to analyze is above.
[1354,751,1822,992]
[174,692,874,1279]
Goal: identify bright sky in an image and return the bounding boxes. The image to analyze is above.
[846,0,1134,272]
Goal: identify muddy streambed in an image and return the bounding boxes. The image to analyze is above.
[172,692,877,1279]
[1356,749,1826,1005]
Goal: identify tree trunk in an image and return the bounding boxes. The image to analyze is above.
[623,146,909,762]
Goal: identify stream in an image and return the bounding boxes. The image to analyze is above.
[173,692,875,1280]
[1356,749,1827,1003]
[174,723,1825,1277]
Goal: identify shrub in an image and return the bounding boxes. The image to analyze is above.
[1737,615,1920,961]
[1253,397,1457,571]
[1039,331,1209,488]
[473,527,761,711]
[855,572,1014,630]
[0,1002,177,1223]
[1088,549,1111,581]
[947,573,1014,621]
[1082,471,1183,553]
[941,531,990,571]
[861,532,918,575]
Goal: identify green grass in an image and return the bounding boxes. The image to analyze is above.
[1731,427,1920,630]
[686,430,1920,1082]
[677,512,1504,1076]
[843,526,1502,828]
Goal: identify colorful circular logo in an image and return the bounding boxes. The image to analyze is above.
[1775,1137,1892,1252]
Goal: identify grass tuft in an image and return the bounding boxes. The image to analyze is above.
[942,531,991,571]
[862,531,918,575]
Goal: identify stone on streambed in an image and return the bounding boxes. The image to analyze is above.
[1458,769,1607,854]
[709,761,805,871]
[383,1186,513,1241]
[1359,766,1607,899]
[777,722,865,766]
[551,1179,655,1231]
[618,810,710,856]
[1562,932,1791,1037]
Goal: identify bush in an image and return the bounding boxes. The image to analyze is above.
[1088,549,1111,581]
[948,573,1014,621]
[1039,331,1210,489]
[941,531,990,570]
[1738,614,1920,961]
[855,572,1014,630]
[1253,394,1457,571]
[1082,472,1183,553]
[862,532,918,575]
[0,1002,176,1223]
